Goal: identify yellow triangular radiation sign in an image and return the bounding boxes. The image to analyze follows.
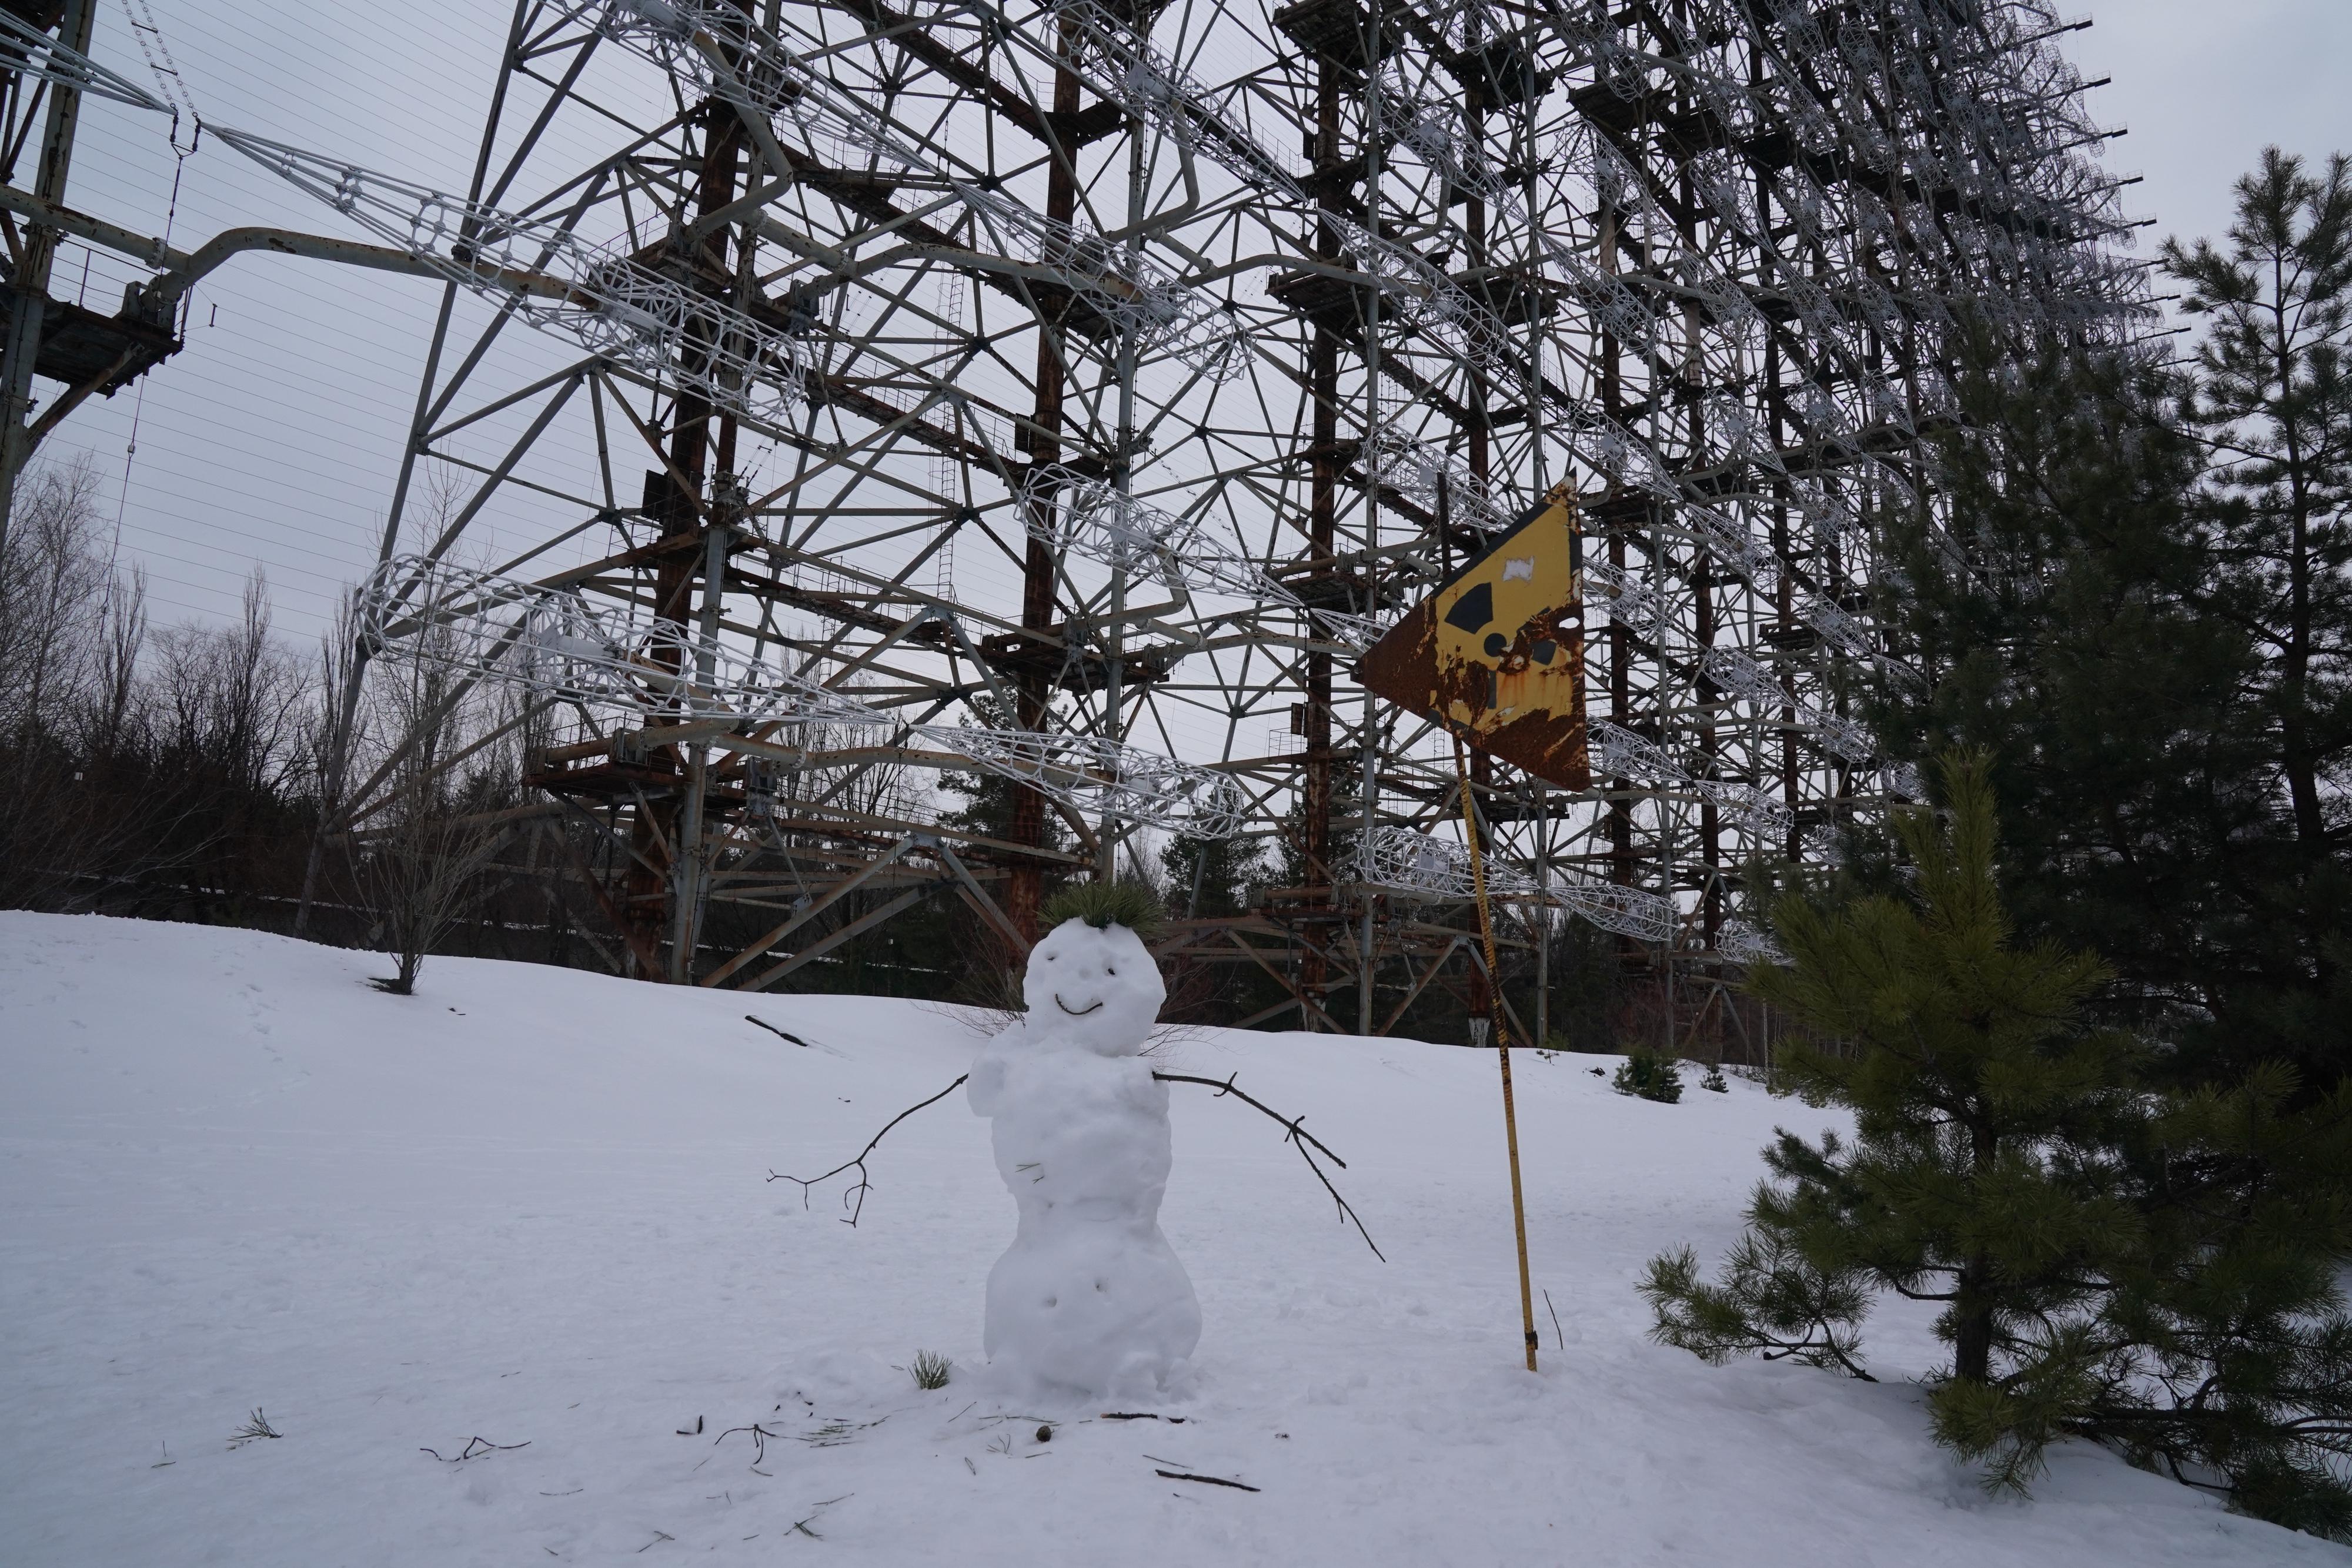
[1355,484,1589,788]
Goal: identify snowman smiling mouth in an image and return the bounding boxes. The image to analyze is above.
[1054,994,1104,1017]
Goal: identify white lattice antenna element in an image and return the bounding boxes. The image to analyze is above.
[1027,469,1269,600]
[0,10,170,115]
[211,129,812,428]
[1355,825,1681,944]
[1026,467,1389,651]
[1357,825,1539,900]
[358,555,872,725]
[1716,921,1788,967]
[941,725,1250,839]
[1590,718,1792,840]
[1556,880,1682,944]
[1049,0,1516,363]
[1377,68,1511,200]
[564,0,1245,380]
[357,556,1249,837]
[1702,648,1875,763]
[1588,718,1674,783]
[1795,587,1876,658]
[1384,443,1518,534]
[1054,1,1305,195]
[1579,557,1658,636]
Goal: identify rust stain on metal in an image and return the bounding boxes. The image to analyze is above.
[1356,484,1589,788]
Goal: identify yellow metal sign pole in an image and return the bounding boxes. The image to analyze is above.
[1455,733,1539,1373]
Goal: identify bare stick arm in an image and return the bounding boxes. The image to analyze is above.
[1151,1072,1349,1165]
[769,1072,968,1226]
[769,1066,1383,1261]
[1154,1071,1385,1262]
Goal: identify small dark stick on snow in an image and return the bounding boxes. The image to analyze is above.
[713,1423,786,1465]
[745,1015,811,1047]
[420,1436,529,1462]
[1155,1469,1260,1492]
[770,1074,969,1226]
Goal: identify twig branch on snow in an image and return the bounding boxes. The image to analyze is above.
[227,1407,283,1448]
[1155,1467,1261,1492]
[1152,1072,1385,1262]
[745,1015,811,1047]
[786,1495,851,1539]
[420,1436,530,1462]
[769,1073,969,1226]
[714,1423,785,1466]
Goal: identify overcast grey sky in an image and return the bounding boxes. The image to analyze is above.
[28,1,2352,646]
[2070,1,2352,283]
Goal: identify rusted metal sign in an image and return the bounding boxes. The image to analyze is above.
[1356,484,1588,788]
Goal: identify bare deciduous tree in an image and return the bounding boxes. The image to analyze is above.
[356,574,516,995]
[0,456,107,747]
[0,459,158,908]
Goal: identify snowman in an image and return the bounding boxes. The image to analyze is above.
[965,898,1201,1399]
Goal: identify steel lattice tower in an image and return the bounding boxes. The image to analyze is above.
[259,0,2144,1029]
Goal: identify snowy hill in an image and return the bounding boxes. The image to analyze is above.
[1,912,2336,1566]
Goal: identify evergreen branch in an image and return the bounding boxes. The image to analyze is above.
[1885,1281,1962,1303]
[1641,1241,1876,1381]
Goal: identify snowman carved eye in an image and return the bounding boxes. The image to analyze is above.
[1106,965,1116,975]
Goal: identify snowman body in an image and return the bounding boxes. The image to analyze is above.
[966,918,1200,1398]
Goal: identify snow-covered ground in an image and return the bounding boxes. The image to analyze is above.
[1,912,2336,1566]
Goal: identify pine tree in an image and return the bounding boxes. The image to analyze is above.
[1159,827,1265,918]
[1664,152,2352,1534]
[1155,827,1293,1027]
[1643,754,2352,1532]
[1611,1047,1684,1103]
[2160,148,2352,1096]
[1873,326,2257,1044]
[2109,1065,2352,1537]
[1875,149,2352,1100]
[1643,753,2147,1486]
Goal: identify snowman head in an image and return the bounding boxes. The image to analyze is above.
[1024,915,1166,1057]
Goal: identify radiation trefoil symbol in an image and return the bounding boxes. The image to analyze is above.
[1355,484,1590,788]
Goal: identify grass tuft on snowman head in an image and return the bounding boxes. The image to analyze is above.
[1041,878,1165,940]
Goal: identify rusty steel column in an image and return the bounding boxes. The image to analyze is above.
[1008,32,1085,945]
[626,88,742,975]
[1295,52,1345,1019]
[1464,57,1497,994]
[1679,153,1722,953]
[0,0,96,549]
[1597,191,1635,895]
